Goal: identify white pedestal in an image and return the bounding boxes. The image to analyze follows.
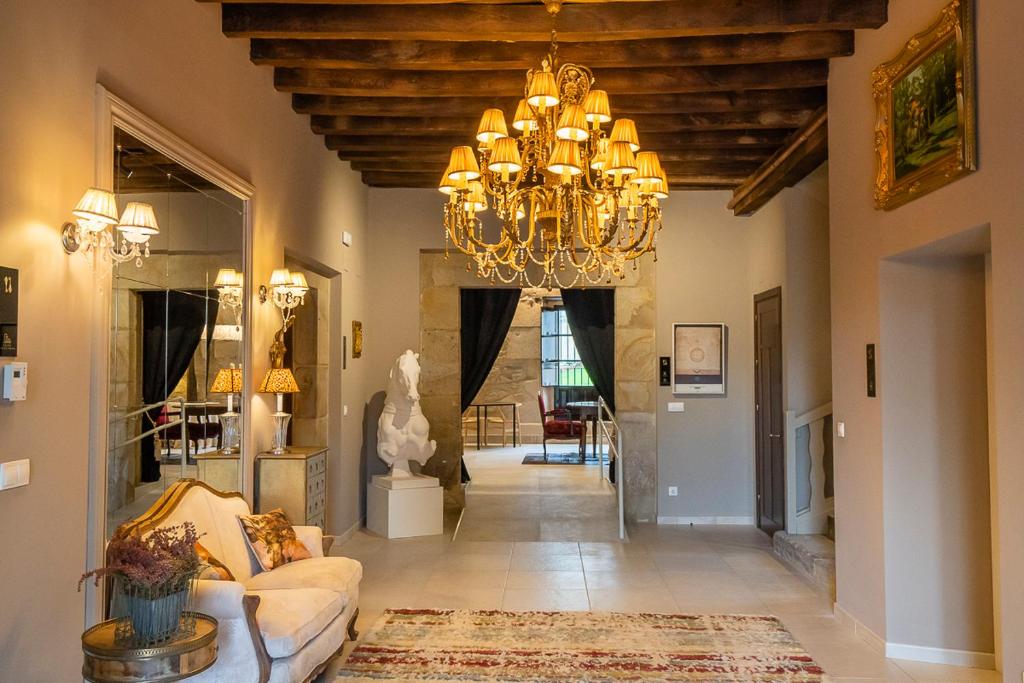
[367,480,443,539]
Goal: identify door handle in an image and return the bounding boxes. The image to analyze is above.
[769,433,781,438]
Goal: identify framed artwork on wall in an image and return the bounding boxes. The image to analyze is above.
[352,321,363,359]
[872,0,976,210]
[672,323,726,395]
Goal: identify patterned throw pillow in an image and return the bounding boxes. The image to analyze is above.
[195,542,236,581]
[237,509,312,572]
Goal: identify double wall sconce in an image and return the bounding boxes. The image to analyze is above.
[61,187,159,267]
[258,268,309,327]
[214,268,244,330]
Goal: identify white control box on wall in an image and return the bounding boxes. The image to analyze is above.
[1,362,27,401]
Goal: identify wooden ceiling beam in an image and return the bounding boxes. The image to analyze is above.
[311,110,814,136]
[293,88,826,117]
[223,1,887,41]
[251,32,852,70]
[728,105,827,216]
[275,61,828,97]
[325,129,792,152]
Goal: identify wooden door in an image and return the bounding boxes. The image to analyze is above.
[754,287,785,535]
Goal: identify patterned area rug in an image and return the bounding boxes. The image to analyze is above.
[521,453,597,465]
[337,609,830,682]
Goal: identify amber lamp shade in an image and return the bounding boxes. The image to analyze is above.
[547,140,583,177]
[590,138,610,172]
[605,141,638,179]
[527,71,559,109]
[555,104,589,142]
[258,368,300,394]
[210,367,244,394]
[447,146,481,182]
[633,151,664,184]
[487,137,523,176]
[512,99,537,133]
[583,90,612,125]
[463,181,488,213]
[476,108,509,146]
[610,119,641,152]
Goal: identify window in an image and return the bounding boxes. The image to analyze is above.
[541,306,593,387]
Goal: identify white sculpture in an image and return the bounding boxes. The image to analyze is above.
[377,350,437,479]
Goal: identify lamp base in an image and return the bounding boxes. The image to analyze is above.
[271,411,291,454]
[220,411,241,454]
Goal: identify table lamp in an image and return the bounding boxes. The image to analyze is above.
[258,367,300,454]
[209,364,243,454]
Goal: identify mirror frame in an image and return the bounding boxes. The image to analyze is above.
[84,85,255,624]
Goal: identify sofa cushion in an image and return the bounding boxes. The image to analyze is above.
[243,557,362,599]
[249,588,346,659]
[238,509,313,571]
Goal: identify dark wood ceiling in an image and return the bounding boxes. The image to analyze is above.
[198,0,887,213]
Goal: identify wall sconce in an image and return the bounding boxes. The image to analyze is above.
[258,268,309,326]
[214,268,244,329]
[61,187,159,267]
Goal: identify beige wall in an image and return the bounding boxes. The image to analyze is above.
[655,168,831,521]
[879,254,993,654]
[0,1,369,680]
[829,0,1024,674]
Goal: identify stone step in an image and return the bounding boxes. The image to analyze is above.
[773,530,836,598]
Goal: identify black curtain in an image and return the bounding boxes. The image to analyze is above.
[139,290,219,482]
[560,288,616,414]
[460,288,521,482]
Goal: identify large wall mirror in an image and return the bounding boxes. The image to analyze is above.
[100,117,251,541]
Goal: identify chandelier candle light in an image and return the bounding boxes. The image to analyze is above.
[440,1,668,289]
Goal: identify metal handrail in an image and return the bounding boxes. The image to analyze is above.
[109,419,184,451]
[110,398,180,422]
[597,396,627,541]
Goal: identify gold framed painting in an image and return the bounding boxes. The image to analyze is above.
[352,320,363,359]
[873,0,976,210]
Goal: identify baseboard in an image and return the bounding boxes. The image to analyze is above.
[885,642,995,669]
[330,517,364,546]
[656,515,755,525]
[834,602,886,654]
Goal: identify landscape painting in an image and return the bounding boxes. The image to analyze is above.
[891,37,959,181]
[872,0,976,210]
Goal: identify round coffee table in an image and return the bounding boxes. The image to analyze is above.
[82,613,218,683]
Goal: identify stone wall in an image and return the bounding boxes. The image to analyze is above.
[418,250,657,521]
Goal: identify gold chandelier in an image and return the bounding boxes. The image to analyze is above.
[439,2,668,289]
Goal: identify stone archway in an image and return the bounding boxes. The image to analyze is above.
[417,249,657,523]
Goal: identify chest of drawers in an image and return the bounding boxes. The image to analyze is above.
[254,447,327,530]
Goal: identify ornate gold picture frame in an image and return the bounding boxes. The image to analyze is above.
[873,0,976,210]
[352,320,363,359]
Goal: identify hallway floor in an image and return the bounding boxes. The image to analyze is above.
[324,449,1000,682]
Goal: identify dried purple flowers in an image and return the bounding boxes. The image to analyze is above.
[79,522,203,591]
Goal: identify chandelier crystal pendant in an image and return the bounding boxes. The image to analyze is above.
[440,2,668,289]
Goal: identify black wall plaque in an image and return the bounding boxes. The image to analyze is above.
[659,356,671,386]
[0,267,17,357]
[866,343,877,397]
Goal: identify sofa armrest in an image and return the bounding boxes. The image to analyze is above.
[193,579,248,620]
[294,525,327,557]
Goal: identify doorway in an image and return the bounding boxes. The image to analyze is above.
[754,287,785,535]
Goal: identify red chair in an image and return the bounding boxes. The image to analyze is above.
[538,392,587,461]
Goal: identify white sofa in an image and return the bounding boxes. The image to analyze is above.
[122,479,362,683]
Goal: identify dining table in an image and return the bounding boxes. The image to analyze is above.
[566,400,605,459]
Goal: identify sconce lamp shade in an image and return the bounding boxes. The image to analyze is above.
[258,367,300,394]
[583,90,612,124]
[512,99,536,133]
[476,108,509,145]
[610,119,641,152]
[555,104,589,142]
[289,271,308,291]
[269,268,292,287]
[73,188,119,228]
[210,367,244,393]
[215,268,243,288]
[526,70,559,109]
[487,137,523,176]
[117,202,160,243]
[446,146,481,182]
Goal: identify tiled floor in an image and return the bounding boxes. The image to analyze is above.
[322,446,1000,682]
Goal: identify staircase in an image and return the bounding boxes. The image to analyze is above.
[773,531,836,598]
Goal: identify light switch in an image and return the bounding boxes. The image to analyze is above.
[837,421,846,438]
[667,402,685,413]
[668,486,678,497]
[0,459,30,491]
[342,231,353,247]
